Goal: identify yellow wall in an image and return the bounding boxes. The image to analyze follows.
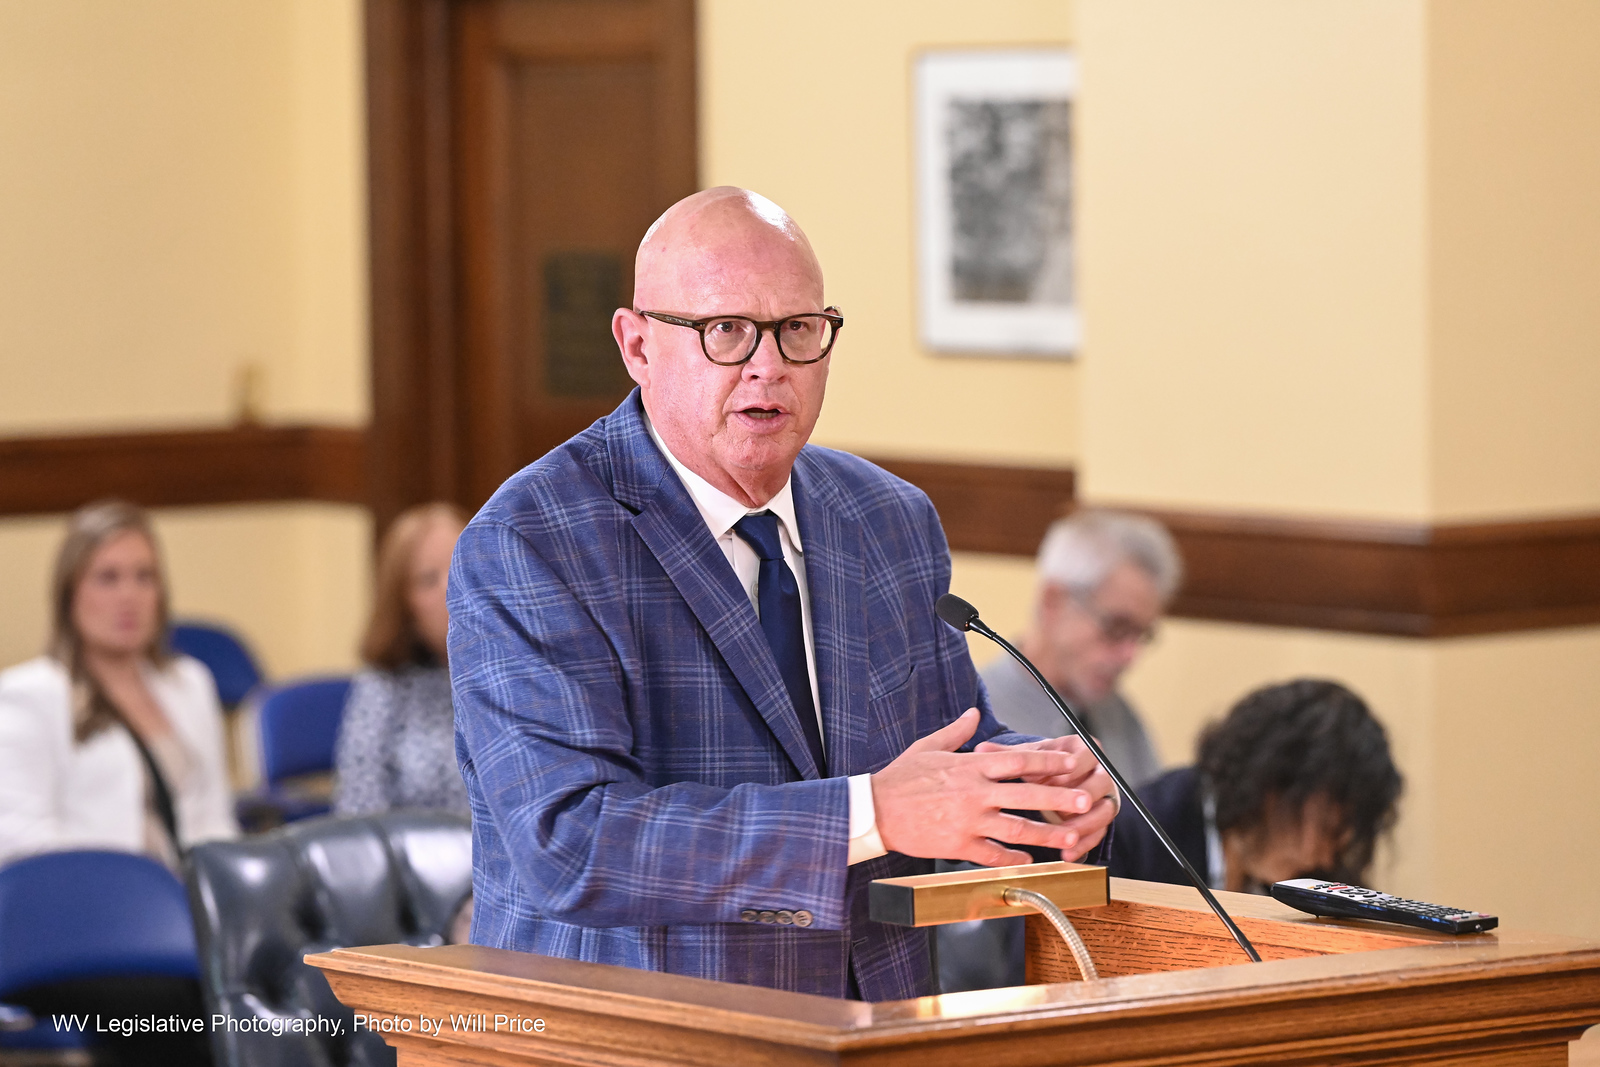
[0,0,367,433]
[1429,628,1600,935]
[0,0,369,677]
[1072,0,1600,938]
[700,0,1082,468]
[1076,0,1430,521]
[1427,0,1600,521]
[1073,0,1600,525]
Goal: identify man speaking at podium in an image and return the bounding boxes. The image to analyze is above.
[447,187,1116,1001]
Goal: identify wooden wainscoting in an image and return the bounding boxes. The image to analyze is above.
[3,435,1595,639]
[1146,508,1600,637]
[869,457,1600,639]
[0,425,367,517]
[868,458,1076,557]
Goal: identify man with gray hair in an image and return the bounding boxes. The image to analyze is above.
[981,509,1182,789]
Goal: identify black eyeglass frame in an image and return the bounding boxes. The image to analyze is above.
[1062,585,1160,647]
[634,306,844,366]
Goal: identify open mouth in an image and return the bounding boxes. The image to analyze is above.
[739,407,785,420]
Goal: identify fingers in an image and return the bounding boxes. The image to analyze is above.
[976,735,1103,787]
[939,813,1088,867]
[903,707,981,755]
[1027,757,1113,794]
[961,839,1035,868]
[1030,761,1116,828]
[980,810,1083,851]
[1048,796,1119,861]
[1078,763,1115,806]
[1060,806,1115,861]
[976,734,1090,756]
[972,735,1088,751]
[983,780,1096,817]
[969,746,1084,782]
[1028,761,1115,808]
[874,719,1114,864]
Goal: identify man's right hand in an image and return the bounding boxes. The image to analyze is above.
[870,708,1097,867]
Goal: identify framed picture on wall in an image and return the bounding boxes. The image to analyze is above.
[915,47,1078,357]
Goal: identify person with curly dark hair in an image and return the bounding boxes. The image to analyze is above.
[1108,679,1403,892]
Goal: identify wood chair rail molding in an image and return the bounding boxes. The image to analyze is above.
[865,456,1600,639]
[0,425,366,516]
[1139,506,1600,638]
[4,430,1595,640]
[866,457,1077,557]
[308,879,1600,1067]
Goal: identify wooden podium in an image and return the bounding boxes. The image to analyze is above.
[308,877,1600,1066]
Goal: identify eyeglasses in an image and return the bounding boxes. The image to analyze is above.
[635,306,843,366]
[1067,590,1159,646]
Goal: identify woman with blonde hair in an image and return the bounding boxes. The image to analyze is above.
[0,500,237,866]
[334,502,470,816]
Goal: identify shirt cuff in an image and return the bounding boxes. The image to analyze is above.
[846,773,887,865]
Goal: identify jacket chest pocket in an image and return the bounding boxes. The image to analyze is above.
[868,662,916,703]
[865,617,914,703]
[864,661,919,764]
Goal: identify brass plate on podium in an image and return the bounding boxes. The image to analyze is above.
[869,861,1107,927]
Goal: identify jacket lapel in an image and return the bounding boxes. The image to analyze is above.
[610,397,824,780]
[792,456,870,777]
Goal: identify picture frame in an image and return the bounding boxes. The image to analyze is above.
[915,47,1078,357]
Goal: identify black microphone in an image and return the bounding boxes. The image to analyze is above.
[937,592,1262,963]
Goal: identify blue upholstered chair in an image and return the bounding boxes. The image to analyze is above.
[237,676,352,827]
[0,850,201,1057]
[170,621,265,711]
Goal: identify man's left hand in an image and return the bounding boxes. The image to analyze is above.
[972,734,1117,861]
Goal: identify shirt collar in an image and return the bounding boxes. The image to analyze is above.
[645,412,803,553]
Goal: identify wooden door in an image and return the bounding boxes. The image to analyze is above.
[366,0,697,525]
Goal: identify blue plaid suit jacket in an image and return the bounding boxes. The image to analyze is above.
[448,391,1031,1000]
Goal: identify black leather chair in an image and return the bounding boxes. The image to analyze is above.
[186,812,472,1067]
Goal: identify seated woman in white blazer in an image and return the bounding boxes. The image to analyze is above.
[0,499,237,867]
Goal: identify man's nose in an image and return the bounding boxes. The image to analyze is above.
[741,326,788,377]
[1109,638,1143,668]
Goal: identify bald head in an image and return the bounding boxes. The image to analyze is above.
[633,187,823,312]
[612,187,834,509]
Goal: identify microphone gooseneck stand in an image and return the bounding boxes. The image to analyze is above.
[936,593,1262,963]
[1004,887,1099,981]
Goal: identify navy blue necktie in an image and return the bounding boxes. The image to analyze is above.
[733,512,826,776]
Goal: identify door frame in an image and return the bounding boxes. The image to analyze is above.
[363,0,697,530]
[367,0,462,531]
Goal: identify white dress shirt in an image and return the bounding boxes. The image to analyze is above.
[646,417,886,865]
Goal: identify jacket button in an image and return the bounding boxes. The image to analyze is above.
[759,910,776,924]
[793,910,813,927]
[776,910,794,925]
[740,910,758,923]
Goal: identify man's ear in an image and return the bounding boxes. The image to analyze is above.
[613,308,650,388]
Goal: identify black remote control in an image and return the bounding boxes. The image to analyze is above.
[1270,878,1498,935]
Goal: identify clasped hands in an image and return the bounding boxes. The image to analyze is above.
[870,708,1117,867]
